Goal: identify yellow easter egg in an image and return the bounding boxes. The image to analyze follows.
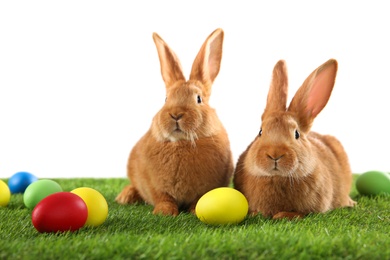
[0,180,11,207]
[71,187,108,227]
[195,187,248,225]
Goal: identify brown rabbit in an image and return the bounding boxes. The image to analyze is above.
[233,59,356,220]
[116,29,234,216]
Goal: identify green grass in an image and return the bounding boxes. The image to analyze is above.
[1,176,389,260]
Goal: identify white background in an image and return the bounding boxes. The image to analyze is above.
[0,1,389,178]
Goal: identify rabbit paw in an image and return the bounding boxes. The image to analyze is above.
[115,185,143,205]
[153,202,179,216]
[272,211,305,220]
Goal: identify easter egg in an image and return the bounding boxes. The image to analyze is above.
[71,187,108,227]
[8,171,38,194]
[32,192,88,233]
[195,187,249,225]
[0,180,11,207]
[356,170,390,196]
[23,179,63,209]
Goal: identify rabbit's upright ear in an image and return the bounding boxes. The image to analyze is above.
[262,60,289,120]
[189,28,224,99]
[153,32,186,88]
[288,59,338,132]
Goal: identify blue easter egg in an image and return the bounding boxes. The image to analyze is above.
[8,171,38,194]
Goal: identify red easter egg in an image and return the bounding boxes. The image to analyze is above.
[32,192,88,233]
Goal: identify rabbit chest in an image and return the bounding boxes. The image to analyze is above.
[140,134,232,206]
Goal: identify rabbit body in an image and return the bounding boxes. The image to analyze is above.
[233,60,356,219]
[116,29,233,216]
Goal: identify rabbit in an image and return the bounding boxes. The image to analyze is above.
[233,59,356,220]
[115,28,234,216]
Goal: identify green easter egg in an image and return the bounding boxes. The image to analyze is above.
[23,179,63,209]
[356,171,390,196]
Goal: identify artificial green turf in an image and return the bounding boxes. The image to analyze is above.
[0,176,389,260]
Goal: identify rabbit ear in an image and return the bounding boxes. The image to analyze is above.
[288,59,338,132]
[189,28,224,98]
[153,32,186,88]
[262,60,288,119]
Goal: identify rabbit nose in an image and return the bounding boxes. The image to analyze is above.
[170,113,183,121]
[267,154,284,161]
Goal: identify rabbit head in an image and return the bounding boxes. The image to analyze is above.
[245,59,338,178]
[151,29,225,144]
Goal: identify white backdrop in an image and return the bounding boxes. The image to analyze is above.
[0,1,389,178]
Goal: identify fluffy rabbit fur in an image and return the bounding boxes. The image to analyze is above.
[233,59,356,220]
[116,29,234,216]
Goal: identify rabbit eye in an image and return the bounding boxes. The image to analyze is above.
[295,130,300,139]
[197,95,202,104]
[259,128,263,137]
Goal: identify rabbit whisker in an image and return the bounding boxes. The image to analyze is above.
[234,166,245,176]
[186,131,198,147]
[288,175,295,188]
